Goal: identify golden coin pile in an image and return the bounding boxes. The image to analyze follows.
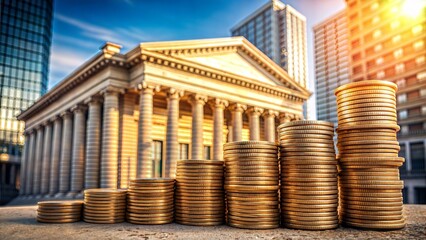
[83,189,127,224]
[175,160,225,226]
[37,201,83,223]
[223,141,279,229]
[127,178,175,225]
[335,80,406,230]
[278,121,339,230]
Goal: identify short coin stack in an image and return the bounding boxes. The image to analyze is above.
[278,121,339,230]
[175,160,225,226]
[83,189,127,224]
[37,201,83,223]
[335,80,406,230]
[127,178,175,224]
[223,141,279,229]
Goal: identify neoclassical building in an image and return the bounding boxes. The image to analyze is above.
[17,37,310,198]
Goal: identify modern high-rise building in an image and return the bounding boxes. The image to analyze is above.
[345,0,426,204]
[314,10,350,124]
[231,0,309,118]
[0,0,53,203]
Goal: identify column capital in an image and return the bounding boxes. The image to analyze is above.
[35,125,44,131]
[246,107,264,116]
[84,95,103,104]
[60,110,73,119]
[294,114,303,121]
[101,86,125,96]
[138,82,161,94]
[262,110,279,118]
[42,119,52,127]
[71,104,88,113]
[210,98,229,110]
[50,115,62,122]
[188,94,208,106]
[229,103,247,112]
[166,88,184,99]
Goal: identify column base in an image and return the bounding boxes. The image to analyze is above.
[54,192,65,198]
[65,192,77,198]
[34,194,43,199]
[75,192,84,199]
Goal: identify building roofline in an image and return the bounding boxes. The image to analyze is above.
[230,1,272,32]
[313,9,346,30]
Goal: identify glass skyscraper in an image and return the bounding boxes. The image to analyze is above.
[0,0,53,203]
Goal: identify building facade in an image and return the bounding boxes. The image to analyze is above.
[0,0,53,203]
[17,38,309,198]
[231,0,309,118]
[346,0,426,204]
[314,10,349,124]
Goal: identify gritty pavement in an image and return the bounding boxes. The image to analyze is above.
[0,204,425,240]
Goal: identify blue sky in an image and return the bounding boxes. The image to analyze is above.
[50,0,345,118]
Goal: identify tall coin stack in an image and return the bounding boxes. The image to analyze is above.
[83,189,127,224]
[278,121,339,230]
[335,80,406,230]
[175,160,225,226]
[37,201,83,223]
[223,141,280,229]
[127,178,175,224]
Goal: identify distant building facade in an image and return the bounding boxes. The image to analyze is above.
[346,0,426,204]
[314,10,349,124]
[17,38,309,198]
[231,0,309,117]
[0,0,53,203]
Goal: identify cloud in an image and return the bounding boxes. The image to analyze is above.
[53,34,100,49]
[55,13,146,48]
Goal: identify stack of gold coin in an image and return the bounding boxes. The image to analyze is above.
[126,178,175,224]
[278,121,339,230]
[223,141,279,229]
[335,80,406,230]
[83,189,127,224]
[37,201,83,223]
[175,160,225,226]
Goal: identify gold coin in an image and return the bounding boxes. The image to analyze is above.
[342,216,405,225]
[224,185,278,191]
[38,201,83,207]
[340,211,403,221]
[278,129,334,136]
[281,205,337,213]
[282,188,338,195]
[337,102,396,113]
[224,149,277,154]
[226,196,278,202]
[177,159,224,165]
[175,219,224,226]
[281,177,337,182]
[338,153,399,158]
[224,140,276,147]
[224,153,278,159]
[282,210,338,217]
[337,123,400,131]
[225,180,278,186]
[227,214,279,223]
[37,213,81,220]
[341,204,402,211]
[83,218,125,224]
[280,194,337,200]
[336,93,396,104]
[224,145,278,151]
[224,158,278,164]
[37,210,82,216]
[337,89,396,98]
[279,139,335,145]
[37,217,81,223]
[37,206,83,211]
[281,168,337,174]
[280,142,334,148]
[130,178,175,183]
[127,218,173,225]
[278,125,334,132]
[342,219,405,230]
[335,81,397,95]
[281,151,336,157]
[225,160,278,166]
[281,198,338,204]
[282,160,337,166]
[282,222,338,230]
[84,188,127,194]
[340,200,402,207]
[279,133,333,140]
[227,221,278,230]
[340,209,403,216]
[337,99,396,111]
[278,120,334,128]
[339,191,402,198]
[338,109,396,119]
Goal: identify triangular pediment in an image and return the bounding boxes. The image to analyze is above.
[139,37,310,98]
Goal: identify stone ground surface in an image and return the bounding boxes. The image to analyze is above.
[0,205,425,240]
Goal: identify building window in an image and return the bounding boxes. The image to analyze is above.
[371,2,379,10]
[417,71,426,81]
[392,35,401,43]
[204,146,211,160]
[396,79,406,88]
[412,25,423,35]
[410,142,425,172]
[373,29,381,39]
[420,88,426,97]
[398,110,408,119]
[395,63,405,74]
[151,140,163,177]
[414,40,424,50]
[397,93,407,103]
[399,144,407,173]
[391,20,400,29]
[376,57,384,65]
[374,44,382,52]
[402,188,409,204]
[407,90,420,101]
[394,48,403,58]
[416,56,425,66]
[372,16,380,24]
[415,187,426,204]
[377,70,385,79]
[179,143,189,160]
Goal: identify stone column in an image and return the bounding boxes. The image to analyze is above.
[247,107,264,141]
[119,93,138,188]
[49,116,62,196]
[188,94,207,159]
[137,84,159,178]
[19,134,29,196]
[25,131,36,196]
[57,111,73,197]
[263,110,278,142]
[279,113,293,124]
[33,126,44,197]
[211,99,228,160]
[230,103,247,142]
[101,87,121,188]
[10,164,16,186]
[85,97,102,189]
[165,88,184,177]
[70,105,87,197]
[40,121,52,196]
